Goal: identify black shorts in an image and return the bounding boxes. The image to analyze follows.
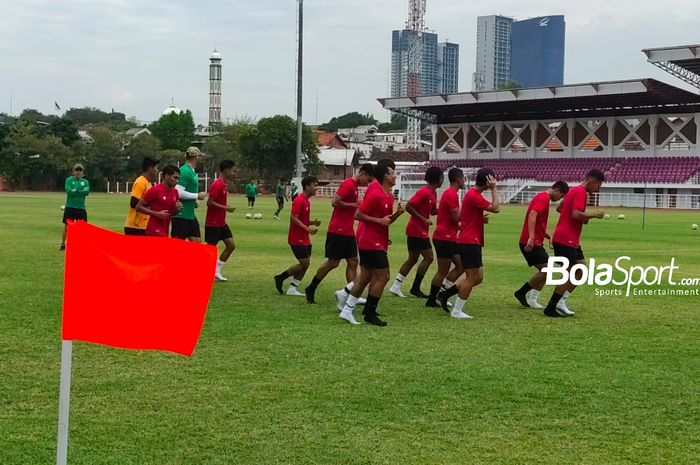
[124,227,146,236]
[325,233,357,260]
[407,236,432,253]
[291,245,312,260]
[433,239,457,259]
[247,196,256,203]
[358,249,390,270]
[205,225,233,245]
[62,207,87,224]
[171,217,201,239]
[457,244,483,269]
[276,197,285,207]
[519,243,549,267]
[553,243,585,265]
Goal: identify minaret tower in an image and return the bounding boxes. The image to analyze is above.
[208,49,222,130]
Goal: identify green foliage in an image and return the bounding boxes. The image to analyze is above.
[149,110,196,151]
[319,112,378,132]
[377,113,408,132]
[157,149,184,167]
[497,79,522,91]
[48,116,80,146]
[64,107,137,132]
[123,134,162,176]
[19,109,58,124]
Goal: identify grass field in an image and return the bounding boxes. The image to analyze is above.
[1,192,698,465]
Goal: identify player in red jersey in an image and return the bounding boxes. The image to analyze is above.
[389,166,442,298]
[205,160,237,282]
[274,176,321,296]
[334,158,396,310]
[136,165,182,237]
[437,168,500,319]
[304,164,374,304]
[426,167,466,308]
[543,170,605,317]
[513,181,569,309]
[338,163,405,326]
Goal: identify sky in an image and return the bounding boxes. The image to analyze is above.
[1,0,699,126]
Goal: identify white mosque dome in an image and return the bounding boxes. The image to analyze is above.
[162,105,183,116]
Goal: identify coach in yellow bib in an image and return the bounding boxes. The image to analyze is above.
[125,157,159,235]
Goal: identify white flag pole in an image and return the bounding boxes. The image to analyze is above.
[56,340,73,465]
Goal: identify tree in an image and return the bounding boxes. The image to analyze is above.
[498,80,522,91]
[88,127,127,181]
[123,134,162,176]
[319,112,378,132]
[64,107,136,132]
[149,110,196,151]
[239,115,320,179]
[49,116,80,146]
[377,114,408,132]
[19,109,58,124]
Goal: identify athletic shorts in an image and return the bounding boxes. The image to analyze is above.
[519,243,549,267]
[407,236,432,253]
[432,239,457,259]
[62,207,87,224]
[553,243,585,264]
[205,225,233,245]
[358,249,390,270]
[457,244,483,269]
[171,217,201,239]
[276,197,285,207]
[325,233,358,260]
[124,227,146,236]
[291,245,312,260]
[247,196,256,203]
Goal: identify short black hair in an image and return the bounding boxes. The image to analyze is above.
[301,175,318,189]
[358,163,374,177]
[219,159,235,171]
[552,180,569,193]
[475,168,495,187]
[586,169,605,183]
[162,165,180,176]
[142,157,159,172]
[374,164,393,183]
[448,167,464,183]
[376,158,396,170]
[425,166,443,184]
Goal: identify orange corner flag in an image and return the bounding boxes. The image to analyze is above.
[61,222,217,356]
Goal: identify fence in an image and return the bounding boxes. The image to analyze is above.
[511,191,700,209]
[106,173,211,194]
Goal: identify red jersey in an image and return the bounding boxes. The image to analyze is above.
[552,185,587,248]
[205,178,228,227]
[142,183,179,237]
[433,187,460,242]
[327,177,358,237]
[405,186,437,239]
[357,185,394,251]
[456,188,491,246]
[519,191,551,246]
[288,194,311,246]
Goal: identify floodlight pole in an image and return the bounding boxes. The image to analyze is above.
[295,0,304,179]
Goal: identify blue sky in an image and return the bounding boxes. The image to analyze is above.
[1,0,698,126]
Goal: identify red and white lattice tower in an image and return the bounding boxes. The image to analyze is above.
[406,0,426,148]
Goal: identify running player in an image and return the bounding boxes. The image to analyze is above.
[513,181,569,309]
[437,168,500,319]
[273,178,287,220]
[304,164,374,304]
[338,163,405,326]
[136,165,182,237]
[171,146,207,241]
[60,163,90,250]
[274,176,321,296]
[124,157,159,236]
[205,160,237,281]
[245,179,258,209]
[543,170,605,317]
[426,167,465,308]
[389,166,442,298]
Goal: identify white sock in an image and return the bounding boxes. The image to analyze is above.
[346,294,359,308]
[216,259,226,273]
[453,297,466,313]
[290,278,300,288]
[562,291,571,301]
[530,289,540,300]
[443,279,454,288]
[392,274,405,287]
[346,281,355,292]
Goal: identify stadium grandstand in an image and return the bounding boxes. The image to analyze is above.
[380,45,700,209]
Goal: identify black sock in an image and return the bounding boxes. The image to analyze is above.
[363,295,380,316]
[344,286,352,294]
[440,285,459,299]
[411,273,425,290]
[516,282,533,295]
[307,276,321,291]
[276,271,291,281]
[546,292,564,307]
[429,284,440,299]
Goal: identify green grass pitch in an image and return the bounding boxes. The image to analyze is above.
[0,192,698,464]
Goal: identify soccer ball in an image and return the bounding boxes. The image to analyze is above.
[618,214,626,220]
[60,205,65,211]
[254,213,263,220]
[604,214,610,219]
[245,213,253,219]
[692,224,698,230]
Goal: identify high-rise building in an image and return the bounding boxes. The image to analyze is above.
[473,15,565,91]
[391,30,459,97]
[510,16,565,88]
[474,15,513,91]
[209,49,222,129]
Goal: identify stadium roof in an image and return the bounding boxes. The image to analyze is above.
[643,44,700,89]
[378,79,700,124]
